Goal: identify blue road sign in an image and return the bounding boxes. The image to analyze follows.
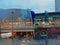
[31,11,35,24]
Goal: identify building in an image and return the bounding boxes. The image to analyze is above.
[35,12,60,27]
[34,12,60,38]
[0,9,34,28]
[55,0,60,12]
[0,9,35,39]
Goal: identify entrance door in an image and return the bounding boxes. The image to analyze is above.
[13,32,34,39]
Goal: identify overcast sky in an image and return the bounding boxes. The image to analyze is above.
[0,0,55,13]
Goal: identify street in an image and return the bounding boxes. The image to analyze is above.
[0,38,46,45]
[0,38,60,45]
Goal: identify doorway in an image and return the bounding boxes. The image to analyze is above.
[13,32,34,39]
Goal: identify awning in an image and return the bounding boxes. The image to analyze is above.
[1,30,34,32]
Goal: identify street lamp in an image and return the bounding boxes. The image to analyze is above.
[11,11,14,45]
[0,18,2,39]
[0,22,1,39]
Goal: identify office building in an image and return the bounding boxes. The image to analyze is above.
[55,0,60,12]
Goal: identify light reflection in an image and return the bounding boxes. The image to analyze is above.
[1,32,12,38]
[42,21,45,25]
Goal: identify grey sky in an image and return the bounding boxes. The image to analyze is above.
[0,0,55,13]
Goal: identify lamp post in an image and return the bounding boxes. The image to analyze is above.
[0,18,2,39]
[0,22,1,39]
[11,11,14,45]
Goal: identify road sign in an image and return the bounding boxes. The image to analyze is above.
[31,11,35,24]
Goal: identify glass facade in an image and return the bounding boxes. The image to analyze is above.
[0,9,34,45]
[34,12,60,27]
[34,12,60,38]
[55,0,60,12]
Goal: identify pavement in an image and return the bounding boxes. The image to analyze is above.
[0,38,60,45]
